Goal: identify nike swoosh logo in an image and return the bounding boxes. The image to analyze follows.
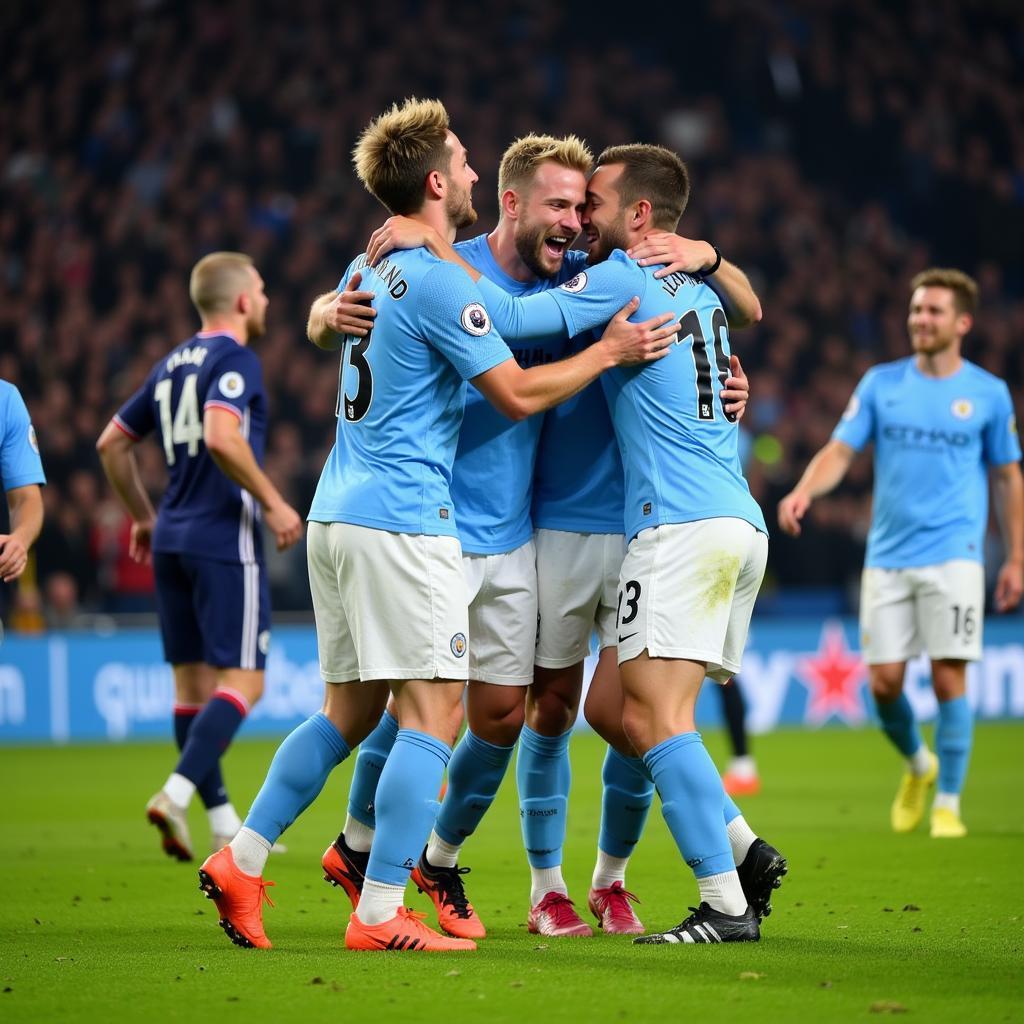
[618,632,638,643]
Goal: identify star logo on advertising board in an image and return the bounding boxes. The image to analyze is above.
[797,621,867,724]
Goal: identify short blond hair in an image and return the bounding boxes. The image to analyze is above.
[189,252,254,316]
[497,133,593,204]
[910,267,979,315]
[353,97,451,215]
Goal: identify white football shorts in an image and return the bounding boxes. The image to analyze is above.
[616,518,768,683]
[307,521,470,682]
[534,529,626,669]
[463,539,537,686]
[860,559,984,664]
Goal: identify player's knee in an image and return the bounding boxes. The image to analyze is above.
[469,695,524,746]
[526,688,578,735]
[868,666,904,702]
[620,700,655,757]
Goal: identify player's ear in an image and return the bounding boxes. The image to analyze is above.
[237,290,252,316]
[956,311,973,336]
[426,169,445,201]
[500,188,518,220]
[632,199,652,227]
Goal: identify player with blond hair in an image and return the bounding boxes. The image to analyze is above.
[779,268,1023,839]
[200,99,676,953]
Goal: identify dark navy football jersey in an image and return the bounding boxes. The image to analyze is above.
[115,331,266,563]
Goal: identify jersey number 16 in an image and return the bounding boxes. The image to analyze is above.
[677,306,735,423]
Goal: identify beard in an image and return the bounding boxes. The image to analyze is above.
[586,218,630,265]
[513,220,561,280]
[245,308,266,341]
[910,330,956,356]
[446,182,478,231]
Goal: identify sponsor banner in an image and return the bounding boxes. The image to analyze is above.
[0,618,1022,744]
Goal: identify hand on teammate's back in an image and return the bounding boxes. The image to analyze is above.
[326,272,376,337]
[720,353,749,421]
[264,500,303,551]
[598,298,678,366]
[627,231,717,280]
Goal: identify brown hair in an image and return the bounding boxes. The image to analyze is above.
[353,97,452,215]
[188,252,254,316]
[909,268,979,315]
[594,144,690,230]
[497,133,593,204]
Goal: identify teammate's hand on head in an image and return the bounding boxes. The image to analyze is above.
[265,501,303,551]
[993,559,1023,613]
[600,298,678,366]
[128,519,154,565]
[721,353,749,421]
[366,216,438,267]
[777,491,811,537]
[326,272,376,337]
[627,232,716,280]
[0,534,29,582]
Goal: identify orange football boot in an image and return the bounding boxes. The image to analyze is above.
[322,835,368,911]
[345,907,476,951]
[410,851,486,939]
[198,847,275,949]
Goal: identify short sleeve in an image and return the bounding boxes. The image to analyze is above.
[475,276,567,340]
[113,375,156,441]
[982,382,1022,467]
[831,370,877,452]
[546,250,645,337]
[417,264,513,381]
[0,384,46,489]
[204,348,264,420]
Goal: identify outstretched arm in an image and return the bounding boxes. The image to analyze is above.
[777,439,857,537]
[991,461,1024,612]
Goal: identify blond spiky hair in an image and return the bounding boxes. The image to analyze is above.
[353,97,451,215]
[497,133,593,204]
[910,268,979,315]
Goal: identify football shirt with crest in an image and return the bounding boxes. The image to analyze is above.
[832,357,1021,568]
[478,250,765,541]
[115,331,267,562]
[0,381,46,491]
[309,247,512,538]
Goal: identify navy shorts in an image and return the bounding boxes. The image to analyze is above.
[153,552,270,670]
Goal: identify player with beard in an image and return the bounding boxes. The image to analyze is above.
[201,101,675,953]
[97,252,303,863]
[780,269,1022,839]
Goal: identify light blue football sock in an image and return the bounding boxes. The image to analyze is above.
[875,692,924,759]
[643,732,734,879]
[935,695,973,795]
[366,730,451,886]
[347,709,399,829]
[433,728,515,847]
[598,746,655,859]
[516,725,572,869]
[723,792,742,826]
[244,711,351,845]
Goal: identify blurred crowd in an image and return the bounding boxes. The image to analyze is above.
[1,0,1022,625]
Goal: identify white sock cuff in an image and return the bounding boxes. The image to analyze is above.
[344,814,375,854]
[592,850,629,890]
[726,815,758,865]
[164,773,196,809]
[229,827,272,877]
[425,831,461,869]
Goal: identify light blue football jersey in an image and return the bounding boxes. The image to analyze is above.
[308,247,512,537]
[0,380,46,492]
[451,237,584,554]
[832,357,1021,568]
[480,250,765,541]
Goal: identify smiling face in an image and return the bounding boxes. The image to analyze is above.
[511,161,587,279]
[443,130,480,230]
[581,163,631,265]
[907,285,970,356]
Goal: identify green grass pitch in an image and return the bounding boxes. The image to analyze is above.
[2,725,1022,1022]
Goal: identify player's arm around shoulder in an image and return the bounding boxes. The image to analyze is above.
[308,271,377,350]
[471,296,677,422]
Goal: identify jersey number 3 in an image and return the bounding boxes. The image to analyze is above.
[338,330,373,422]
[678,307,735,423]
[154,374,202,466]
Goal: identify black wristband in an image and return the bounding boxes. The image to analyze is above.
[704,244,722,276]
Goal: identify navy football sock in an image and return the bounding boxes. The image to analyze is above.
[174,690,248,794]
[173,703,228,809]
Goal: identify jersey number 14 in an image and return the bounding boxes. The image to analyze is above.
[154,374,202,466]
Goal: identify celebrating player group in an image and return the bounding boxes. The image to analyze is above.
[96,96,1021,954]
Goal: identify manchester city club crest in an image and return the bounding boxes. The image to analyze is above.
[950,398,973,420]
[450,632,467,657]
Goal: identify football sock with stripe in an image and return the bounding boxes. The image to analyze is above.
[596,745,654,862]
[346,708,399,831]
[364,730,451,918]
[172,689,248,800]
[875,692,926,765]
[174,703,229,811]
[935,694,973,798]
[644,732,745,914]
[433,728,515,850]
[516,725,572,870]
[243,711,351,852]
